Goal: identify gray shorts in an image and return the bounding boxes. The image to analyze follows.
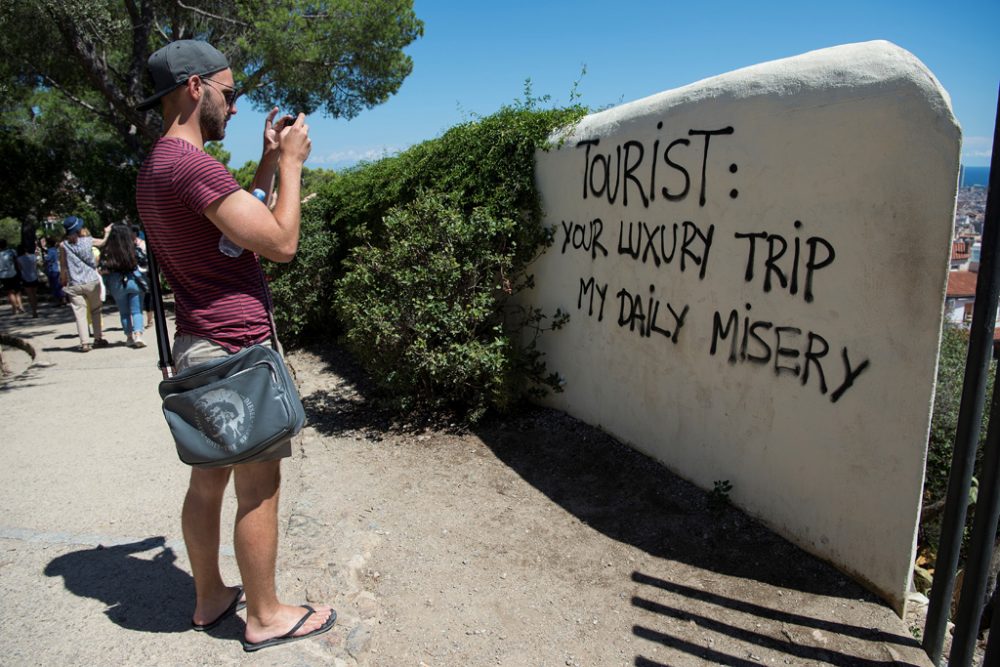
[173,335,293,464]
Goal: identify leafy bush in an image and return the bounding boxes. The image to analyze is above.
[927,326,987,497]
[265,198,343,340]
[920,323,994,561]
[0,218,20,246]
[335,194,514,416]
[267,103,584,417]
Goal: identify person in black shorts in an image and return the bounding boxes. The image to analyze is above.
[0,239,24,315]
[16,244,40,318]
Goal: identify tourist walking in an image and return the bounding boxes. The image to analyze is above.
[59,216,108,352]
[0,239,23,315]
[15,244,39,318]
[132,225,154,326]
[43,237,66,304]
[99,223,146,347]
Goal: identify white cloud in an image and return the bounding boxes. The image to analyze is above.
[308,146,403,167]
[961,136,992,162]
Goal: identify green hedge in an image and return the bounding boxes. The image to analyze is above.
[925,325,989,504]
[267,104,584,417]
[917,323,995,575]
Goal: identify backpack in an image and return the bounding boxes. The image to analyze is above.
[0,249,16,279]
[135,243,149,269]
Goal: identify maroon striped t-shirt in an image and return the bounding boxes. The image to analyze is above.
[136,137,270,352]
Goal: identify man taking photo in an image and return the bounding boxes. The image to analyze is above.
[135,39,334,652]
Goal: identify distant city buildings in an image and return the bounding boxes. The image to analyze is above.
[946,179,995,346]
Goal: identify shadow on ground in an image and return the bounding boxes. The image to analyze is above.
[297,343,925,665]
[43,536,209,635]
[630,572,923,666]
[301,344,877,598]
[296,344,409,438]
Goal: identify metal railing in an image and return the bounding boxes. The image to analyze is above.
[924,85,1000,666]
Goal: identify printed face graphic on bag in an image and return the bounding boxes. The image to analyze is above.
[194,388,256,451]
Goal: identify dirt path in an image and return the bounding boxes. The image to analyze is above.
[287,345,934,667]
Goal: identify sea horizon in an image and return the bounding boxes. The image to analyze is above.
[961,165,991,187]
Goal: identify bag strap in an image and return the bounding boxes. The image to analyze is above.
[148,245,279,380]
[147,246,175,379]
[64,238,97,268]
[259,267,281,349]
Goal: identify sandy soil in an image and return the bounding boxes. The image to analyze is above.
[285,344,935,667]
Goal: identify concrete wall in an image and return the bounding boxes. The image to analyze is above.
[527,41,961,612]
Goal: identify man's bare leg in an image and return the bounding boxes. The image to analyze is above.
[183,466,243,625]
[233,459,333,644]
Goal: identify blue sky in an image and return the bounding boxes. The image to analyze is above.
[222,0,999,170]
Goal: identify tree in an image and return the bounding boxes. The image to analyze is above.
[204,141,231,167]
[0,1,422,218]
[0,85,143,223]
[2,1,422,151]
[230,159,335,194]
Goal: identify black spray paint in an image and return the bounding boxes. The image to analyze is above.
[559,122,869,402]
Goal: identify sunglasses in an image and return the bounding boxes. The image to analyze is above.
[201,76,238,107]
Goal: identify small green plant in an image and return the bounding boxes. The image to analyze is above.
[709,480,733,511]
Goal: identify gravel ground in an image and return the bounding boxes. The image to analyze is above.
[0,302,943,665]
[285,344,935,667]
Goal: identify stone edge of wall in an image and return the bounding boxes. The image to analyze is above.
[529,39,962,616]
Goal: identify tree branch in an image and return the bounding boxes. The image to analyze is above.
[921,497,947,524]
[174,1,249,27]
[152,21,170,44]
[10,51,112,126]
[123,0,140,24]
[45,6,153,147]
[40,75,103,116]
[41,70,141,153]
[126,0,155,101]
[238,64,272,96]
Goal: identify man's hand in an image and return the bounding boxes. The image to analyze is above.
[207,111,310,264]
[262,107,294,156]
[277,113,311,166]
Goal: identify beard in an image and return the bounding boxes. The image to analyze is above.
[199,97,227,142]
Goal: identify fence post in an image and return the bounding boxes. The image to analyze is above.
[982,585,1000,664]
[949,359,1000,665]
[924,85,1000,665]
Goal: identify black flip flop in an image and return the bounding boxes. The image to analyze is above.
[241,604,337,652]
[191,586,246,632]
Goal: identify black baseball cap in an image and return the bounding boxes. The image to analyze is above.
[136,40,229,111]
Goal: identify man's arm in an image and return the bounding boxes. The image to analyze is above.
[250,107,293,203]
[204,113,311,263]
[91,225,112,248]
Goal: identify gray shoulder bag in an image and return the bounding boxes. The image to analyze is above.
[147,247,305,468]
